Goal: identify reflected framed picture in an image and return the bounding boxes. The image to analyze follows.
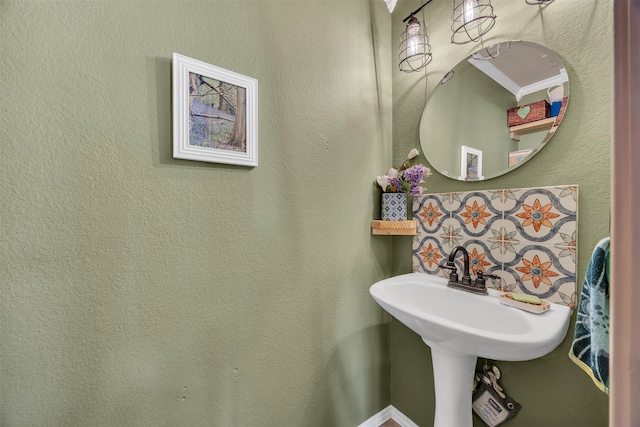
[460,145,483,180]
[172,53,258,166]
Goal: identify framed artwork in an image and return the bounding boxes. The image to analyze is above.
[460,145,483,180]
[508,148,534,167]
[172,53,258,166]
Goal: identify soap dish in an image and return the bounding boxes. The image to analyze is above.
[499,293,551,314]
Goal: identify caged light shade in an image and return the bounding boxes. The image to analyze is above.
[399,15,432,72]
[451,0,497,44]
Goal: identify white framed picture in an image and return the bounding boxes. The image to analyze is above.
[459,145,484,180]
[172,53,258,166]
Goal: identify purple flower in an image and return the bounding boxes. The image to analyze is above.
[403,165,426,184]
[409,184,423,196]
[388,176,403,192]
[374,149,431,194]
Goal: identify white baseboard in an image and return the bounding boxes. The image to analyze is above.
[389,405,420,427]
[357,405,419,427]
[356,406,391,427]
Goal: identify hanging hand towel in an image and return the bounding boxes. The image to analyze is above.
[569,237,610,394]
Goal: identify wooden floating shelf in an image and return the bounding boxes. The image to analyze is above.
[509,117,557,141]
[371,220,417,236]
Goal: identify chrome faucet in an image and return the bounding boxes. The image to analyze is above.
[440,246,497,295]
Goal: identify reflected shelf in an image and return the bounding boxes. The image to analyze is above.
[509,117,557,141]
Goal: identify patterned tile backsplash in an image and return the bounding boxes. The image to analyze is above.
[412,186,578,307]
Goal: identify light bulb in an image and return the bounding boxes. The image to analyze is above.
[463,0,479,24]
[408,36,419,56]
[407,19,420,35]
[406,17,422,56]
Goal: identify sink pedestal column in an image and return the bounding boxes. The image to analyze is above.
[426,340,477,427]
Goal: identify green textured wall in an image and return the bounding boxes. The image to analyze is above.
[0,1,394,426]
[391,0,611,426]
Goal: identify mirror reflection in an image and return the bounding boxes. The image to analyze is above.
[420,41,569,181]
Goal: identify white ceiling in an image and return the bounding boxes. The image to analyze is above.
[468,41,568,101]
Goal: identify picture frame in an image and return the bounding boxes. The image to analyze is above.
[172,53,258,166]
[460,145,484,180]
[508,148,534,167]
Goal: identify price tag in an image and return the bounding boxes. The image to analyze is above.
[472,368,521,426]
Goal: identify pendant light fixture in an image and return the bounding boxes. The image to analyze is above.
[451,0,497,44]
[398,14,432,72]
[397,0,501,72]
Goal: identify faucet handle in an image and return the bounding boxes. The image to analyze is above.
[475,271,500,287]
[439,260,456,271]
[439,260,458,282]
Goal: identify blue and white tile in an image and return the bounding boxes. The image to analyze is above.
[485,218,523,265]
[438,192,464,215]
[412,185,578,307]
[505,187,574,245]
[413,194,448,234]
[487,189,518,213]
[413,235,447,276]
[453,192,501,240]
[436,217,464,254]
[501,246,575,305]
[552,229,578,269]
[553,185,578,213]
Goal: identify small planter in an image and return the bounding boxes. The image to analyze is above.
[381,192,408,221]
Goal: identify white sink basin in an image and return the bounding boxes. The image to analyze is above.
[370,272,570,361]
[370,272,571,427]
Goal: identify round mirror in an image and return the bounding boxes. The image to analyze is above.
[420,41,569,181]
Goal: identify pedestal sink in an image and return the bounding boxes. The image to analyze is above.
[370,273,571,427]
